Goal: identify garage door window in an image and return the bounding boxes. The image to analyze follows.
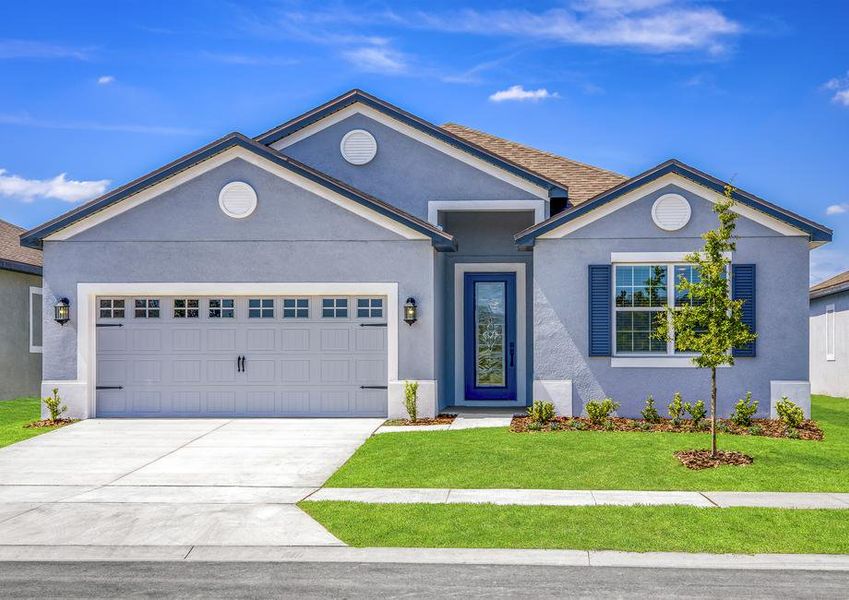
[173,298,200,318]
[134,299,160,318]
[322,298,348,318]
[99,298,125,319]
[357,298,383,318]
[283,298,309,318]
[208,298,235,319]
[248,298,274,318]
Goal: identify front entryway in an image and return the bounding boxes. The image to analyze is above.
[463,272,517,402]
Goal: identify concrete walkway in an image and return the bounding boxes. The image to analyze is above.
[375,409,517,434]
[1,544,848,571]
[306,487,849,509]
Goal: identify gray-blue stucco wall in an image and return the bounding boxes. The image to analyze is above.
[533,183,810,418]
[41,157,437,382]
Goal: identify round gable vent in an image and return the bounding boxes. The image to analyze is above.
[651,193,691,231]
[218,181,257,219]
[340,129,377,165]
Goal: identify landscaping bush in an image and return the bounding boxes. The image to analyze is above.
[527,400,555,424]
[730,392,758,427]
[748,424,764,436]
[786,427,801,439]
[668,392,685,425]
[527,421,543,431]
[585,398,620,425]
[403,381,419,422]
[685,400,707,427]
[570,420,586,431]
[776,396,804,429]
[641,395,661,423]
[549,421,561,431]
[43,388,67,422]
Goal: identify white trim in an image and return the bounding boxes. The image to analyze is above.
[611,251,732,263]
[427,200,546,227]
[270,103,550,200]
[28,286,43,354]
[43,147,430,242]
[538,173,808,239]
[826,303,836,361]
[611,356,729,368]
[453,263,526,407]
[75,282,399,418]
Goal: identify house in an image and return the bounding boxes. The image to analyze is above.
[0,219,42,400]
[20,89,831,420]
[810,270,849,398]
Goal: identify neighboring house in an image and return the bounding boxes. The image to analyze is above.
[810,270,849,398]
[20,89,831,420]
[0,219,42,400]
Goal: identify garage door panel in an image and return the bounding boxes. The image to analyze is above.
[95,295,387,418]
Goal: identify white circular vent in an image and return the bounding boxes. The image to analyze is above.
[218,182,257,219]
[651,193,691,231]
[340,129,377,165]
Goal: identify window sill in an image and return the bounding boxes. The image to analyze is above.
[610,356,729,368]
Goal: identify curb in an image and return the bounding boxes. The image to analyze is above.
[1,545,849,570]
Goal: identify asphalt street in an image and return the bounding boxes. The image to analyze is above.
[1,561,847,599]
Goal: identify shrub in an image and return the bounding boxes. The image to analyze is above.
[717,421,730,433]
[776,396,804,429]
[786,427,801,439]
[748,424,763,436]
[603,419,615,431]
[668,392,685,425]
[527,400,555,424]
[730,392,758,427]
[638,421,653,431]
[585,398,620,426]
[527,421,543,431]
[641,395,661,423]
[549,421,561,431]
[43,388,67,422]
[403,381,419,422]
[570,420,586,431]
[685,400,707,426]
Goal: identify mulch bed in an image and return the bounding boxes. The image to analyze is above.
[24,418,78,429]
[510,416,823,440]
[675,449,754,470]
[383,414,456,426]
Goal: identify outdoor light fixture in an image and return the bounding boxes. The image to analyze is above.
[403,297,417,326]
[54,298,70,325]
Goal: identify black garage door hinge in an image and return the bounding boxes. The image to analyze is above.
[96,386,123,390]
[360,385,388,390]
[96,323,123,328]
[359,323,387,327]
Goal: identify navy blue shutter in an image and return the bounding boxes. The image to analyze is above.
[732,264,756,357]
[588,265,612,356]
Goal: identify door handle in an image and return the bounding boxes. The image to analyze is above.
[509,343,515,368]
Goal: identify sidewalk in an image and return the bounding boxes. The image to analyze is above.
[305,488,849,509]
[1,544,849,570]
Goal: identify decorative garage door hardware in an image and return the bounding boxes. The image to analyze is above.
[236,355,246,373]
[359,323,388,327]
[360,385,388,389]
[96,323,123,328]
[96,386,123,390]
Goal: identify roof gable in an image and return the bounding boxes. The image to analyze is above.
[21,133,456,251]
[515,159,832,248]
[0,219,42,275]
[254,89,567,200]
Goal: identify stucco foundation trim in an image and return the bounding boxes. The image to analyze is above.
[388,380,437,420]
[532,380,572,417]
[770,380,811,419]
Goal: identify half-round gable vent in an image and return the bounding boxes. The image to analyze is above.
[651,193,691,231]
[340,129,377,165]
[218,181,257,219]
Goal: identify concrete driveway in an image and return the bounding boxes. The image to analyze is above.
[0,418,381,547]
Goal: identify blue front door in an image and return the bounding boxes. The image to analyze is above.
[464,272,517,401]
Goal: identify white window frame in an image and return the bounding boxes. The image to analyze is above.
[282,297,310,319]
[356,297,384,319]
[208,298,235,319]
[172,298,200,319]
[98,297,126,320]
[29,286,42,354]
[322,297,349,319]
[248,298,275,319]
[611,259,730,368]
[133,298,160,318]
[826,304,836,361]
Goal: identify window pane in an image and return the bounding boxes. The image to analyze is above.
[357,298,369,308]
[222,299,234,308]
[249,299,260,308]
[615,309,664,354]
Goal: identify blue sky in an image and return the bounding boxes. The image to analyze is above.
[1,0,848,282]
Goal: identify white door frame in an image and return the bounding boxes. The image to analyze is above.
[453,263,526,407]
[75,282,399,417]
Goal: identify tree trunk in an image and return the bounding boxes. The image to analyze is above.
[710,366,718,457]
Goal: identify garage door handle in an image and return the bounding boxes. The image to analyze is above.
[236,355,244,373]
[360,323,387,327]
[360,385,388,389]
[241,356,246,373]
[96,386,123,390]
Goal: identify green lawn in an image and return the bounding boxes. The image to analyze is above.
[0,397,61,448]
[326,395,849,492]
[300,501,849,554]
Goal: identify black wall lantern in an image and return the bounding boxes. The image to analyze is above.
[403,297,417,326]
[54,298,70,326]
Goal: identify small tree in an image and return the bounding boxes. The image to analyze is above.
[43,388,67,422]
[654,185,757,457]
[403,380,419,422]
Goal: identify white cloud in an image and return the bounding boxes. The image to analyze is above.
[97,75,115,85]
[826,203,849,215]
[0,169,109,203]
[200,52,298,66]
[342,42,408,74]
[0,113,201,136]
[824,72,849,106]
[489,85,560,102]
[0,38,90,60]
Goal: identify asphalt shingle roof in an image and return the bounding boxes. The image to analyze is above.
[0,219,42,270]
[441,123,628,204]
[810,269,849,298]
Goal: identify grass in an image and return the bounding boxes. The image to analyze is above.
[326,395,849,492]
[300,501,849,554]
[0,397,61,448]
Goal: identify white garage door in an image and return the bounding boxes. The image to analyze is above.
[95,295,388,417]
